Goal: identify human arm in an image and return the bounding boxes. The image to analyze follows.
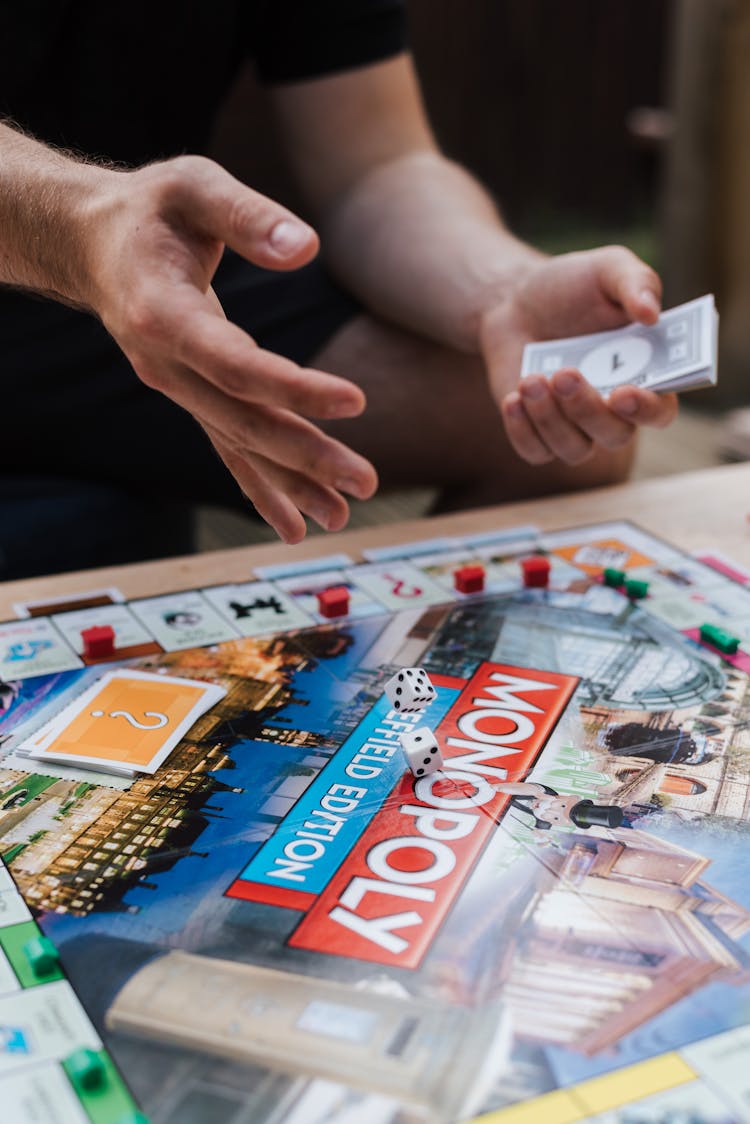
[272,54,677,465]
[0,122,377,543]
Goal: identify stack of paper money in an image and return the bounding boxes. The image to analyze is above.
[521,294,718,395]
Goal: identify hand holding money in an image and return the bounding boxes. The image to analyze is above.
[479,246,680,466]
[521,294,717,396]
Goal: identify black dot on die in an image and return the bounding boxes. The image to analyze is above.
[395,686,402,695]
[430,747,438,754]
[416,768,424,775]
[394,700,401,709]
[398,673,404,682]
[415,735,422,742]
[423,757,431,765]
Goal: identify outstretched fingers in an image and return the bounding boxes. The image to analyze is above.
[176,305,366,420]
[207,431,309,545]
[88,154,377,545]
[152,358,378,539]
[204,428,353,543]
[130,287,366,422]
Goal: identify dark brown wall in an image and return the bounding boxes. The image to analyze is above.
[210,1,673,236]
[407,0,672,233]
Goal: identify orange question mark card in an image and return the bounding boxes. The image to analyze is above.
[31,671,223,773]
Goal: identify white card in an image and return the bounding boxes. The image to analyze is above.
[0,620,82,681]
[0,1063,90,1123]
[403,547,476,595]
[0,945,20,996]
[345,561,450,612]
[408,546,519,597]
[51,603,157,655]
[129,590,239,651]
[18,669,226,777]
[275,569,389,622]
[521,294,718,395]
[202,580,316,636]
[0,888,32,929]
[0,981,101,1074]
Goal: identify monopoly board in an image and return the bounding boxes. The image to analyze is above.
[2,521,750,1124]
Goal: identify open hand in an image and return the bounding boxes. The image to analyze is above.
[86,155,378,542]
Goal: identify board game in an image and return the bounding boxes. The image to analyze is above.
[2,520,750,1124]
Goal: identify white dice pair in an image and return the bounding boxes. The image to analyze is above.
[399,726,443,777]
[384,667,436,714]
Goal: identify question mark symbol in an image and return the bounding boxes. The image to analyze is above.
[383,573,423,598]
[90,709,169,730]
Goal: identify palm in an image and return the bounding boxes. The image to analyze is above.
[477,245,677,466]
[481,250,636,400]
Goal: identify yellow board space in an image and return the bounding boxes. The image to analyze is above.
[469,1088,586,1124]
[468,1051,698,1124]
[575,1052,697,1114]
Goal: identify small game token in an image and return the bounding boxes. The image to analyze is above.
[521,556,551,588]
[384,668,437,713]
[81,624,116,659]
[624,578,649,600]
[400,725,443,777]
[699,622,740,654]
[65,1047,107,1092]
[316,585,350,619]
[603,567,626,588]
[23,934,59,978]
[453,564,485,594]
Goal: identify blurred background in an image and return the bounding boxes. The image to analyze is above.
[201,0,750,549]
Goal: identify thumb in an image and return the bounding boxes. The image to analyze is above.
[595,245,662,326]
[205,284,227,320]
[166,155,319,271]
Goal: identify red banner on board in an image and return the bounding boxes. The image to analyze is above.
[289,662,578,967]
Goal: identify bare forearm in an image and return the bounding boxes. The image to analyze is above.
[0,121,111,308]
[319,150,545,352]
[0,125,375,543]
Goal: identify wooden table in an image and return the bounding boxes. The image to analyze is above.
[3,463,749,615]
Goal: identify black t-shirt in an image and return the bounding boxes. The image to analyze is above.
[0,1,407,495]
[0,0,406,165]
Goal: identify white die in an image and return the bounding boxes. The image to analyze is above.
[384,667,437,713]
[400,726,443,777]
